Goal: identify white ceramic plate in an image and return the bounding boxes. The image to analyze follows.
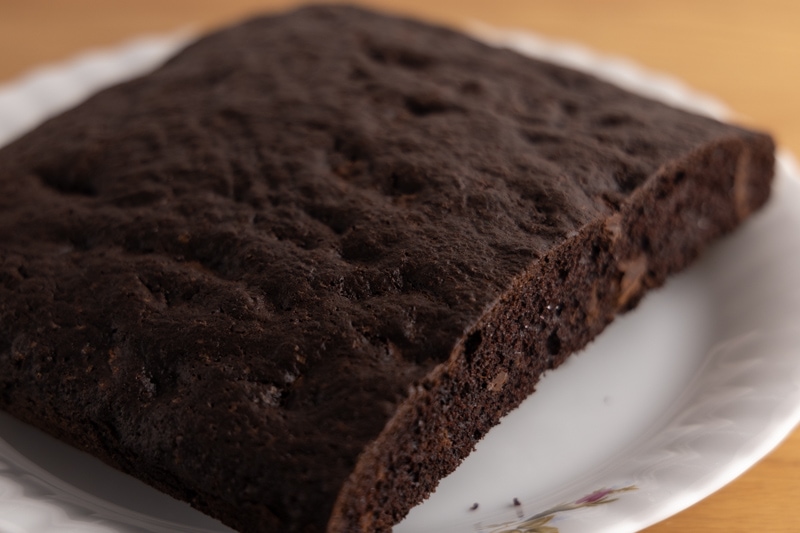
[2,27,800,533]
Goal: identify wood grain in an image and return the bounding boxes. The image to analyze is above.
[1,1,798,531]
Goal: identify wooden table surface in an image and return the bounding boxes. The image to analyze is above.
[1,1,798,531]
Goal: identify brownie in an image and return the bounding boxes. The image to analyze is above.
[0,5,774,533]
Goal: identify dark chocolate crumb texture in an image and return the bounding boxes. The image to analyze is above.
[0,5,774,533]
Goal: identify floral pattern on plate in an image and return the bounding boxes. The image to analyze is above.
[484,486,637,533]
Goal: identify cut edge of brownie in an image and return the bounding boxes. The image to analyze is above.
[327,133,774,532]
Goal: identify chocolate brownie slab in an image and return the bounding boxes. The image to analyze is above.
[0,5,773,532]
